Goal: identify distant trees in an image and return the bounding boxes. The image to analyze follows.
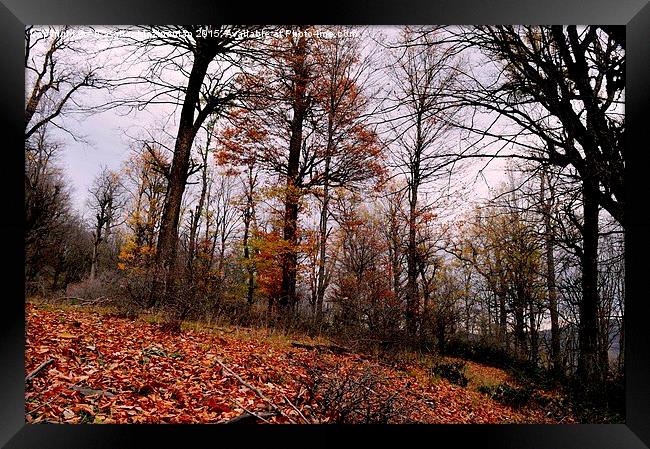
[384,27,462,338]
[87,167,126,280]
[25,25,112,294]
[117,147,169,307]
[25,127,91,293]
[330,198,398,340]
[446,25,624,387]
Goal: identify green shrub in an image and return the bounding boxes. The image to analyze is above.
[445,338,519,368]
[478,383,533,408]
[431,361,469,387]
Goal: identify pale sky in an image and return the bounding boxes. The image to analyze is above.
[35,25,508,218]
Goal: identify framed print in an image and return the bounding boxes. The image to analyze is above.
[2,0,649,447]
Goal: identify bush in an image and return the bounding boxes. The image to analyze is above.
[65,271,122,303]
[431,361,469,387]
[301,364,408,423]
[478,383,533,408]
[444,338,561,389]
[445,338,520,369]
[563,374,625,423]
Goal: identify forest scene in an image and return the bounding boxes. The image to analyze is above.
[25,25,625,424]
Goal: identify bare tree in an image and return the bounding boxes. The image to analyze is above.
[310,27,379,321]
[446,25,624,386]
[539,167,563,372]
[87,167,126,280]
[25,127,71,288]
[25,26,108,142]
[108,25,261,306]
[383,27,462,338]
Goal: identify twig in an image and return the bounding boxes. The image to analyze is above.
[26,380,83,417]
[26,395,58,416]
[69,386,116,398]
[54,296,85,303]
[25,358,55,383]
[281,393,312,424]
[291,342,349,354]
[223,410,276,424]
[54,296,109,306]
[346,376,413,423]
[214,358,296,424]
[224,397,273,424]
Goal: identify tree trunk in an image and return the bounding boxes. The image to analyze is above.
[51,262,61,291]
[315,135,332,321]
[89,224,102,281]
[495,266,508,350]
[617,315,624,374]
[279,33,309,312]
[187,146,209,273]
[389,205,401,297]
[541,170,562,372]
[528,296,539,364]
[89,241,99,281]
[546,226,562,372]
[280,200,299,310]
[577,177,602,387]
[155,49,216,305]
[406,193,419,339]
[513,294,526,360]
[242,173,255,305]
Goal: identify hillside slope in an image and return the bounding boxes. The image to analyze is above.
[25,303,574,424]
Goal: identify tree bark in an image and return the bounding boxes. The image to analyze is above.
[406,115,422,339]
[187,145,210,274]
[315,121,333,321]
[577,176,602,387]
[279,33,309,312]
[242,166,256,305]
[513,287,527,360]
[90,222,103,281]
[406,189,419,339]
[528,294,539,364]
[541,172,562,372]
[155,48,217,305]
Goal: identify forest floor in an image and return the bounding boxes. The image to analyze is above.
[25,302,576,424]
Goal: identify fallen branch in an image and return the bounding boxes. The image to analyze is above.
[26,380,83,417]
[214,358,296,424]
[222,410,275,424]
[25,358,54,383]
[224,397,274,424]
[26,395,58,416]
[282,393,312,424]
[54,296,110,306]
[290,342,349,355]
[70,386,115,398]
[54,296,85,303]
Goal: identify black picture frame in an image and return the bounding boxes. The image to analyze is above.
[2,1,649,447]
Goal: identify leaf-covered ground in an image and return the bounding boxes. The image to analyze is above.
[25,303,575,424]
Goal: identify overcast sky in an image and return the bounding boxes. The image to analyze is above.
[34,25,507,217]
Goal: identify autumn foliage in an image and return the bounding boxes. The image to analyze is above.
[25,304,575,424]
